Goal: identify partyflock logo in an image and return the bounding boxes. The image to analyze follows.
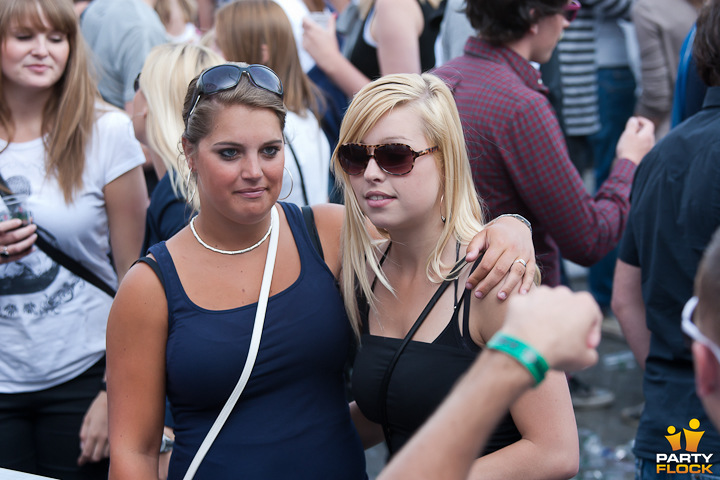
[656,418,714,474]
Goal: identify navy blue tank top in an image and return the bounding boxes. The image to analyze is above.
[151,203,366,479]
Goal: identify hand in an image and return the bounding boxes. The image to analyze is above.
[302,14,342,71]
[500,286,601,372]
[0,218,37,263]
[78,391,110,465]
[616,116,655,165]
[158,426,175,480]
[465,216,536,300]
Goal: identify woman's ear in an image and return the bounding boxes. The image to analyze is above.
[182,137,196,172]
[261,44,270,65]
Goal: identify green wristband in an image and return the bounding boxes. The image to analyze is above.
[486,332,549,385]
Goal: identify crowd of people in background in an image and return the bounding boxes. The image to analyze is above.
[0,0,717,478]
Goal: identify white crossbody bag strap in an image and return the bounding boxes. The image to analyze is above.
[183,205,280,480]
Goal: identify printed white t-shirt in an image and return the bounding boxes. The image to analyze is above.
[0,108,145,393]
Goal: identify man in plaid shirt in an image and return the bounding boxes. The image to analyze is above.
[434,0,654,287]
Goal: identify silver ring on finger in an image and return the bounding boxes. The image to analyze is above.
[514,258,527,268]
[0,246,9,258]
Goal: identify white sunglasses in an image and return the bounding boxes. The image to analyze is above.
[681,296,720,364]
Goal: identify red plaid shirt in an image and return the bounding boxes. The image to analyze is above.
[434,38,636,286]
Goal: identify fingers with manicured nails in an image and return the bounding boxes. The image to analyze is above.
[494,255,533,299]
[466,217,535,299]
[519,255,536,294]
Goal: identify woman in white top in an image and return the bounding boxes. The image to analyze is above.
[0,0,147,478]
[215,0,331,206]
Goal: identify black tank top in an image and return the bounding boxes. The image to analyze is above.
[351,246,521,456]
[348,0,446,80]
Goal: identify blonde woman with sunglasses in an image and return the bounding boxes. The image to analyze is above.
[334,73,579,479]
[106,63,538,479]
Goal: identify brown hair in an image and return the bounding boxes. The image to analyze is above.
[180,63,287,206]
[181,62,287,152]
[465,0,568,45]
[214,0,324,120]
[693,0,720,87]
[0,0,99,203]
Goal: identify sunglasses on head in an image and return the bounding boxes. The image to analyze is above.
[562,0,581,22]
[186,64,284,120]
[337,143,438,176]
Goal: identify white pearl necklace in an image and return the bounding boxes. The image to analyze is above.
[190,216,273,255]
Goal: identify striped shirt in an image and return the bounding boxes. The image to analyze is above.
[557,0,633,136]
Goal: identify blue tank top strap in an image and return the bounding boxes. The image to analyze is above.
[147,241,189,325]
[279,202,334,276]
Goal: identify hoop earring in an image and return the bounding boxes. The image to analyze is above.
[440,194,446,223]
[279,166,294,201]
[185,169,196,205]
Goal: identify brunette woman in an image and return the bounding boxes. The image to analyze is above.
[107,62,536,479]
[0,0,147,478]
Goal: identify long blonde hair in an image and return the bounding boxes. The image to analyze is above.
[214,0,324,120]
[138,43,223,210]
[333,73,485,337]
[0,0,98,203]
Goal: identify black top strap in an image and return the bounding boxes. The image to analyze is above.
[35,226,116,297]
[378,254,467,455]
[134,256,165,289]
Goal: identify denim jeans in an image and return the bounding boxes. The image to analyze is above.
[588,67,636,308]
[636,457,720,480]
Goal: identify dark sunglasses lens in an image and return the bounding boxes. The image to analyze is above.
[248,66,283,96]
[563,4,579,22]
[338,145,368,175]
[375,144,415,175]
[133,73,141,93]
[201,65,243,94]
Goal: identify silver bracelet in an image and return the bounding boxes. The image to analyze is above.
[495,214,532,234]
